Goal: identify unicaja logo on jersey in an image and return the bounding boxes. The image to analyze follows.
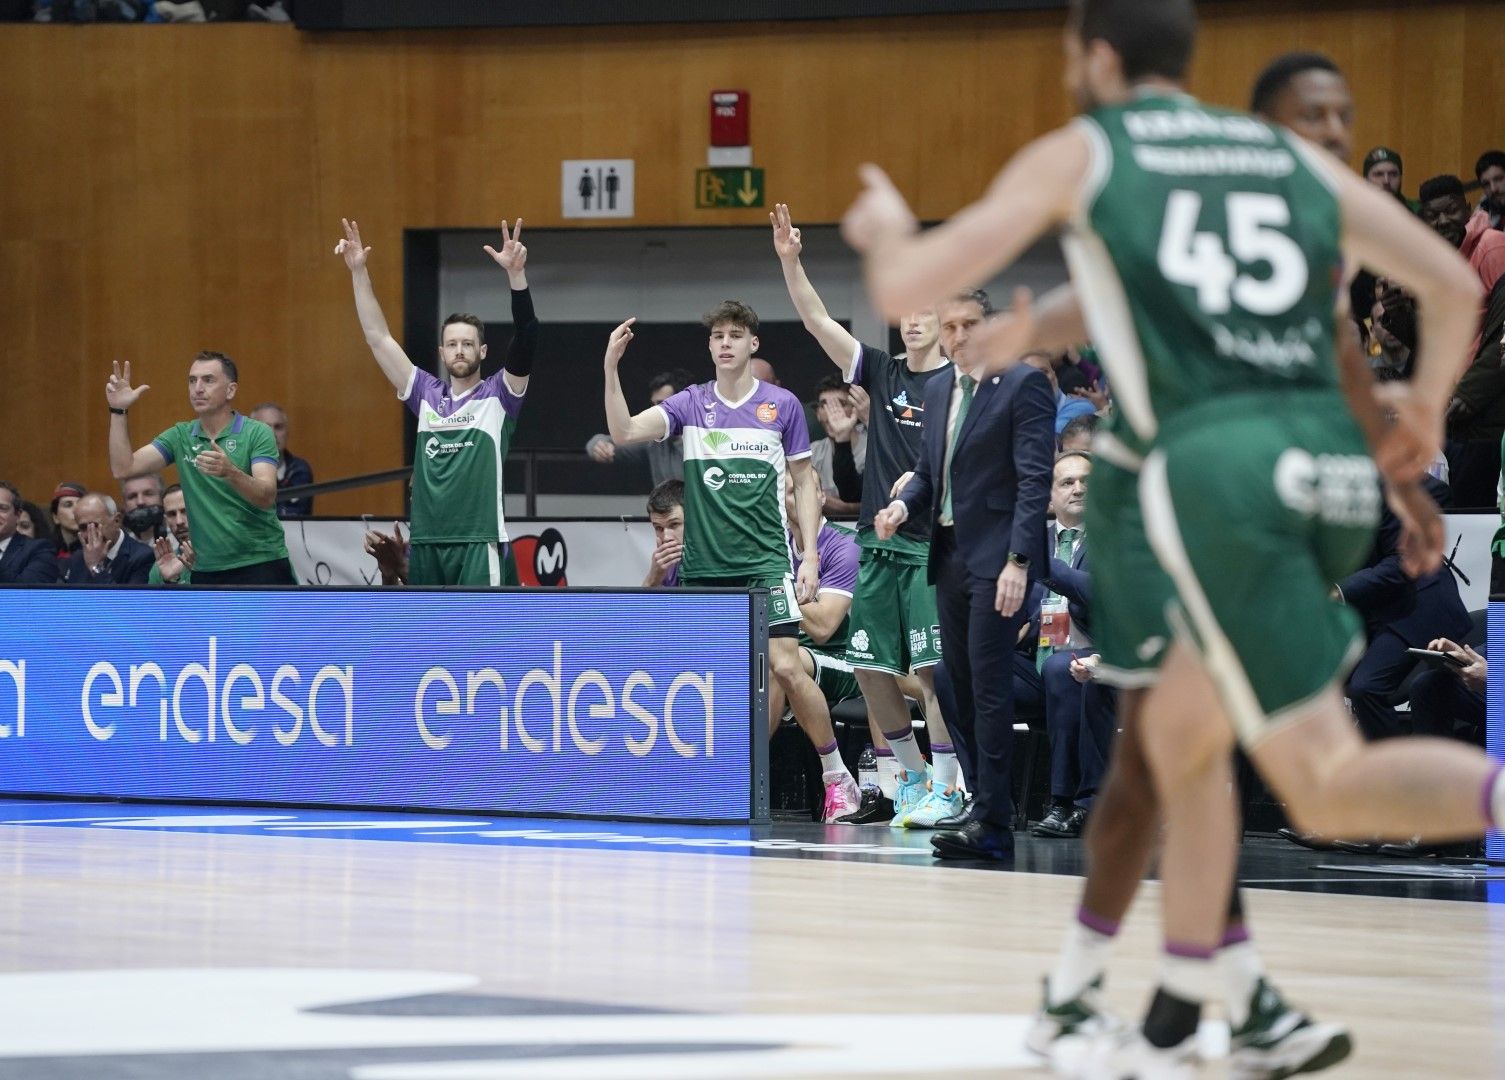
[703,431,731,452]
[702,466,726,491]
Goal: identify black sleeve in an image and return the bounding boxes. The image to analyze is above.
[832,440,863,503]
[503,287,539,378]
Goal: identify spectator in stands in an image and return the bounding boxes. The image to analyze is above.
[1422,174,1505,507]
[1476,150,1505,229]
[809,373,865,518]
[1340,477,1470,739]
[642,478,683,586]
[149,484,196,585]
[1023,351,1098,436]
[64,492,152,584]
[49,481,84,563]
[1409,636,1486,744]
[1362,147,1414,209]
[1059,413,1099,453]
[250,403,315,517]
[0,481,60,584]
[1029,451,1113,838]
[120,472,166,545]
[15,500,54,548]
[586,369,692,489]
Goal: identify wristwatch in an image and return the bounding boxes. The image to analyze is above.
[1007,552,1031,568]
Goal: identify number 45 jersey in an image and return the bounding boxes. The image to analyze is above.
[1065,90,1342,453]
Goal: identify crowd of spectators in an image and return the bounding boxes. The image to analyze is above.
[17,0,289,21]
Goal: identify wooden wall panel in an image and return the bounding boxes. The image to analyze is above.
[1,1,1500,517]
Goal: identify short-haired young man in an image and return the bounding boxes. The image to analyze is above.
[0,481,59,584]
[107,351,294,585]
[605,300,861,820]
[337,217,538,586]
[771,202,953,826]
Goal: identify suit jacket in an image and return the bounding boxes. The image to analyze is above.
[1342,476,1472,645]
[0,535,61,584]
[899,362,1056,584]
[1024,527,1093,648]
[64,534,154,585]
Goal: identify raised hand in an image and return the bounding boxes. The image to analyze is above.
[153,536,187,583]
[770,203,803,261]
[847,384,871,425]
[483,218,528,281]
[106,360,150,411]
[604,318,637,368]
[81,521,109,572]
[841,164,918,254]
[1071,377,1111,413]
[335,218,371,270]
[822,395,858,443]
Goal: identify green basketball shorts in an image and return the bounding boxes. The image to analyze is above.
[683,572,804,629]
[1139,393,1375,747]
[807,647,862,709]
[845,547,943,675]
[1084,444,1175,689]
[409,541,515,587]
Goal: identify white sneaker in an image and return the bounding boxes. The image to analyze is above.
[899,782,964,828]
[820,774,861,824]
[1051,1028,1198,1080]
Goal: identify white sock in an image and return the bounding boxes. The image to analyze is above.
[932,745,959,791]
[1217,939,1264,1029]
[1047,914,1116,1005]
[817,741,849,780]
[884,730,927,780]
[877,753,899,799]
[1161,952,1219,1006]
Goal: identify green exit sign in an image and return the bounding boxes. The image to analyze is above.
[695,167,765,209]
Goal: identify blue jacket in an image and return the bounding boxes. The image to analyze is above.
[0,536,61,584]
[899,362,1056,584]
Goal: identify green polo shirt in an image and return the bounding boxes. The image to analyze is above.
[151,412,289,572]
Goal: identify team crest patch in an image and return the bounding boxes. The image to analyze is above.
[756,402,778,423]
[222,439,237,453]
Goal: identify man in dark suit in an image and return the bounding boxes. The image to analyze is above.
[876,292,1056,860]
[0,481,60,584]
[64,492,153,585]
[1341,476,1471,739]
[1028,450,1116,838]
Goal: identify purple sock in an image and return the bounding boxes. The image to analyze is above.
[816,740,839,756]
[1220,924,1251,949]
[1165,939,1218,961]
[1077,906,1120,938]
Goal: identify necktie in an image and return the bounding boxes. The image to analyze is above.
[1036,527,1079,671]
[942,375,976,523]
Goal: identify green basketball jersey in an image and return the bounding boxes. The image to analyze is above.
[1065,91,1343,457]
[657,379,813,581]
[151,412,290,572]
[403,369,522,545]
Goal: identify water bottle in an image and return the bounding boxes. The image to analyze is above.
[857,744,879,794]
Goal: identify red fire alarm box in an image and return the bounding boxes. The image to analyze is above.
[710,90,750,147]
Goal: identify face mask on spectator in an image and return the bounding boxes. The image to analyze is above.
[123,504,165,536]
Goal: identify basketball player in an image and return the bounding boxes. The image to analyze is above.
[603,302,863,822]
[336,217,537,587]
[773,204,958,826]
[843,1,1492,1075]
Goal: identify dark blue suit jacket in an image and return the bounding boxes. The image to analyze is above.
[64,534,153,585]
[0,535,61,584]
[899,362,1056,584]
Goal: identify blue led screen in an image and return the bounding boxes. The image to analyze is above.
[0,589,759,822]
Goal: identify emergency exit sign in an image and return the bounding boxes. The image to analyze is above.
[695,168,765,209]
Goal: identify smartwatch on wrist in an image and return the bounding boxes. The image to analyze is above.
[1007,552,1031,569]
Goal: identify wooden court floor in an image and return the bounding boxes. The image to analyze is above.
[0,812,1501,1078]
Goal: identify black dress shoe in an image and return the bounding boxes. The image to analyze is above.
[930,820,1015,861]
[1031,804,1079,838]
[835,788,894,825]
[934,796,977,829]
[1330,837,1384,855]
[1029,806,1077,842]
